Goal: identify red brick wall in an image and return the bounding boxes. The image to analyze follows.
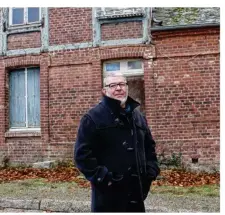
[0,13,220,168]
[101,21,142,40]
[6,137,43,163]
[45,49,103,159]
[148,28,220,165]
[49,8,92,45]
[7,32,41,50]
[49,64,98,141]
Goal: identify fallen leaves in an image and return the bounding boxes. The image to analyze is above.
[0,167,80,182]
[0,167,220,188]
[152,169,220,187]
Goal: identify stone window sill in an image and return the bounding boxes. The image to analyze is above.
[6,22,42,35]
[5,130,41,137]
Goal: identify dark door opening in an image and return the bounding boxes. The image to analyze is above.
[127,76,145,114]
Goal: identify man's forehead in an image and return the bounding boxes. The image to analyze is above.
[106,76,126,83]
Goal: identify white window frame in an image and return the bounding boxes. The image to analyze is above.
[9,67,40,132]
[9,128,41,132]
[103,59,144,77]
[9,7,41,26]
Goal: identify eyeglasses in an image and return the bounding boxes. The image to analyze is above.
[105,82,128,89]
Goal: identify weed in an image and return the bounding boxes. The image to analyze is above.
[1,156,10,168]
[55,159,75,168]
[158,151,183,168]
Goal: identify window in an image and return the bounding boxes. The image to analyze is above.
[9,7,41,26]
[9,67,40,129]
[105,62,120,71]
[103,59,143,76]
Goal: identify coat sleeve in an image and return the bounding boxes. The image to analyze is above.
[74,114,112,185]
[143,117,160,180]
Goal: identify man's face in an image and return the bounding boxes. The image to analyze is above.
[102,76,128,106]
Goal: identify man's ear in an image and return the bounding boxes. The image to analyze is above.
[102,88,106,95]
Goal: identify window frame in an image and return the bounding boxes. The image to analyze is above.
[103,59,144,77]
[9,67,41,131]
[97,7,145,20]
[9,7,41,26]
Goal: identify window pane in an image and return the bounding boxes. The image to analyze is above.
[9,69,26,127]
[128,61,142,70]
[27,68,40,127]
[105,63,120,71]
[12,8,24,25]
[28,7,40,23]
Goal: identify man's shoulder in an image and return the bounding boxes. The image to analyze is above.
[86,102,108,118]
[84,102,112,126]
[87,102,103,113]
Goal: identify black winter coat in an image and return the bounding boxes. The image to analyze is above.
[74,96,160,212]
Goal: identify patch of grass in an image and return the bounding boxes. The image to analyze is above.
[16,178,47,187]
[7,178,78,188]
[0,178,84,200]
[1,178,219,198]
[150,184,220,197]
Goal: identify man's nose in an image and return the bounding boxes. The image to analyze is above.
[115,84,122,90]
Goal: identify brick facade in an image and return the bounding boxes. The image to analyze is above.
[0,8,220,168]
[7,32,41,50]
[49,8,92,45]
[101,21,142,40]
[150,28,220,165]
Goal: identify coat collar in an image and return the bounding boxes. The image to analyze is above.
[101,95,140,115]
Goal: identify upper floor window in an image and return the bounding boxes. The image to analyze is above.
[103,59,143,76]
[9,7,41,26]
